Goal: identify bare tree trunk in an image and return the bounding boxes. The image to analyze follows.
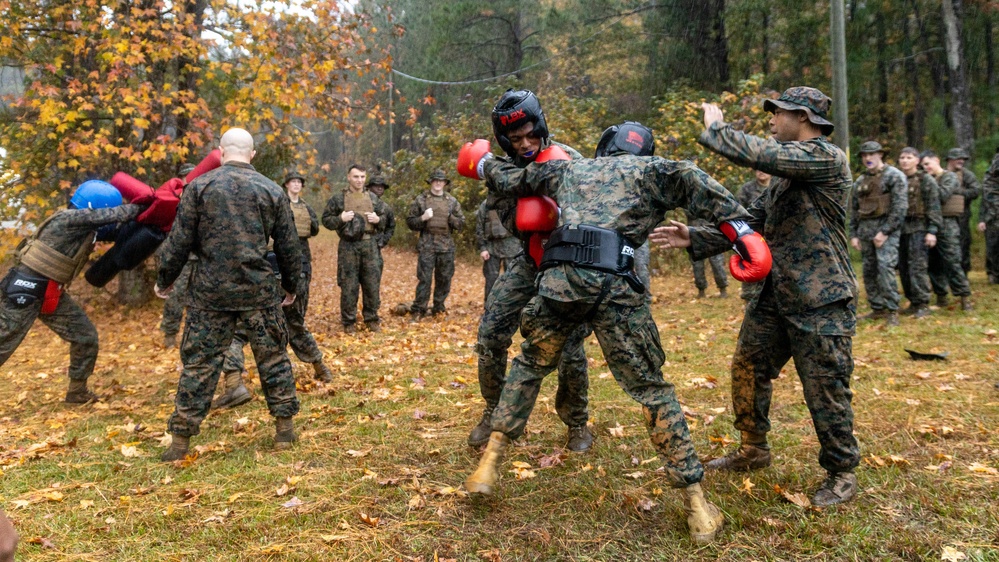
[986,15,996,88]
[942,0,974,152]
[712,0,730,88]
[116,267,152,307]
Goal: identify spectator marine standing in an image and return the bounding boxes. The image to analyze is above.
[322,165,389,333]
[849,141,907,326]
[406,169,465,318]
[475,198,521,302]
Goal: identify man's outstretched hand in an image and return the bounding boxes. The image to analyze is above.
[649,220,691,249]
[702,103,725,129]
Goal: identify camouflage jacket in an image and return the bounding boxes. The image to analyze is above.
[475,200,521,259]
[290,199,319,266]
[158,161,303,311]
[849,164,908,239]
[692,122,857,318]
[321,189,388,242]
[955,168,980,220]
[374,201,396,249]
[981,153,999,225]
[14,204,143,278]
[901,170,942,235]
[737,179,768,209]
[406,192,465,253]
[482,154,749,305]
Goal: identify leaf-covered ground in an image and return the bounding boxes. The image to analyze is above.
[2,230,998,561]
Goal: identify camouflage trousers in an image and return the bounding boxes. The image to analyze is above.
[899,230,933,307]
[337,238,381,326]
[740,281,763,302]
[482,254,513,303]
[476,256,589,428]
[960,215,973,272]
[168,306,299,437]
[222,273,323,371]
[691,253,728,292]
[413,248,454,314]
[492,294,702,488]
[634,242,652,304]
[986,224,999,281]
[0,277,98,382]
[859,232,901,311]
[160,260,194,336]
[731,288,859,473]
[929,218,971,297]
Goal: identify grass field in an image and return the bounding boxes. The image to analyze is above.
[1,232,997,561]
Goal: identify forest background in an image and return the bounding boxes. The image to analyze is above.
[4,0,999,301]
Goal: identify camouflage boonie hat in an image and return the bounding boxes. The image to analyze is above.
[946,147,970,161]
[858,141,884,155]
[366,174,390,189]
[282,171,306,187]
[426,169,451,185]
[178,164,197,176]
[763,86,835,135]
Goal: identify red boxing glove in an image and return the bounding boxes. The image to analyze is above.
[136,178,184,231]
[109,172,155,205]
[457,139,493,180]
[516,195,560,232]
[534,145,570,163]
[184,149,222,185]
[720,220,772,283]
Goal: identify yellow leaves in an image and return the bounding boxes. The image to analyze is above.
[358,512,379,527]
[941,546,967,561]
[607,425,625,438]
[739,477,756,495]
[967,462,998,476]
[509,461,536,480]
[774,485,811,509]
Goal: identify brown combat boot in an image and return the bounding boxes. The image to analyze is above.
[682,482,725,544]
[212,371,251,410]
[697,288,706,298]
[467,407,494,448]
[465,431,510,495]
[885,310,900,327]
[718,287,728,298]
[366,321,381,333]
[65,379,98,404]
[704,433,771,472]
[312,361,333,383]
[161,435,190,462]
[960,296,973,311]
[859,309,886,321]
[565,425,594,452]
[274,417,297,450]
[163,332,177,349]
[811,471,857,507]
[936,294,949,307]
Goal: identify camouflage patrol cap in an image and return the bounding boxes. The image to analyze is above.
[763,86,835,135]
[858,141,885,155]
[366,174,390,189]
[283,171,306,187]
[426,169,451,185]
[946,147,970,161]
[178,164,197,176]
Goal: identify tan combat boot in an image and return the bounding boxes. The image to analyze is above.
[274,417,297,450]
[682,482,724,544]
[465,431,510,495]
[312,361,333,383]
[65,379,98,404]
[161,435,190,462]
[212,371,252,410]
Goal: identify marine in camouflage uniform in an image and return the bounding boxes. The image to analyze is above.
[849,141,907,325]
[896,148,942,317]
[406,170,465,317]
[685,211,728,298]
[923,153,973,310]
[156,128,303,460]
[465,122,747,543]
[159,163,199,349]
[945,148,980,272]
[475,199,521,302]
[470,89,594,453]
[980,150,999,284]
[322,165,388,332]
[366,174,396,285]
[0,184,141,403]
[686,88,860,507]
[736,171,772,301]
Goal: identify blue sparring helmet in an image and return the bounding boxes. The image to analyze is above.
[70,180,122,210]
[595,121,655,158]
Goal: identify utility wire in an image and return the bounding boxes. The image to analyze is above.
[390,5,645,86]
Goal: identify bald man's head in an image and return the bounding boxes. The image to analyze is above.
[219,128,255,163]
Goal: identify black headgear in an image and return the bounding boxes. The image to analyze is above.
[595,121,655,158]
[491,89,549,158]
